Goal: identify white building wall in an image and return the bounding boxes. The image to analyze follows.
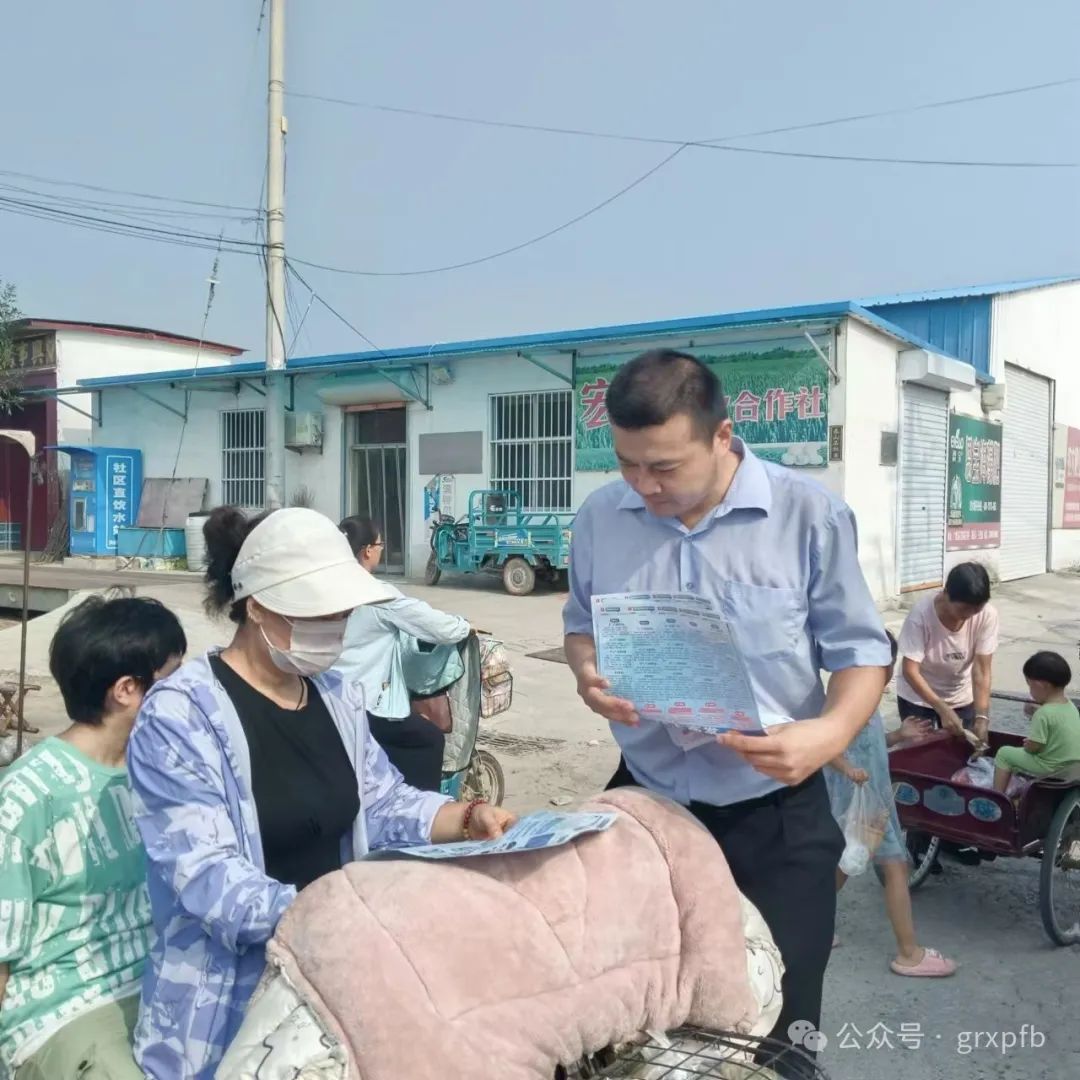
[95,331,878,581]
[56,331,245,447]
[837,319,903,602]
[94,376,339,517]
[95,353,574,571]
[916,281,1080,583]
[990,282,1080,571]
[826,284,1080,595]
[402,338,849,577]
[99,289,1080,593]
[402,352,573,573]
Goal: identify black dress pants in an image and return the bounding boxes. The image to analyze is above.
[368,713,445,792]
[607,758,843,1079]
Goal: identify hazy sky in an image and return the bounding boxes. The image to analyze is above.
[2,1,1078,364]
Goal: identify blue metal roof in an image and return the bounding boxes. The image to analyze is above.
[70,360,267,389]
[866,296,992,376]
[70,300,947,391]
[857,274,1080,306]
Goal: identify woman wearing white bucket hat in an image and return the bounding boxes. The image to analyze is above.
[125,506,516,1080]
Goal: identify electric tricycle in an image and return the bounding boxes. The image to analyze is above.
[425,488,574,596]
[887,728,1080,945]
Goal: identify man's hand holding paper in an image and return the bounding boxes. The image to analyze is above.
[719,716,852,786]
[576,661,640,727]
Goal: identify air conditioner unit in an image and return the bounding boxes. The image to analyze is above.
[285,411,324,451]
[981,381,1006,413]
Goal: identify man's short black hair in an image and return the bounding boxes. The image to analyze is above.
[944,562,991,607]
[1023,651,1072,689]
[49,595,187,724]
[605,349,729,442]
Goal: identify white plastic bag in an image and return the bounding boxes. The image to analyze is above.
[950,754,995,789]
[838,783,889,876]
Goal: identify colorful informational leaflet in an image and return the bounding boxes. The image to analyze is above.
[591,592,764,735]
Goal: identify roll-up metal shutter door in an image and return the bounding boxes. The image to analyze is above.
[899,385,948,591]
[1000,364,1051,581]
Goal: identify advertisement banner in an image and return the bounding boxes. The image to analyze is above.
[423,473,456,522]
[575,342,829,472]
[1065,427,1080,529]
[946,415,1002,550]
[105,454,137,551]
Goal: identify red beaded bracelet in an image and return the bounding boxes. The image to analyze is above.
[462,798,487,840]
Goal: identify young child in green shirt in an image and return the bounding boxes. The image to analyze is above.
[0,595,186,1080]
[994,650,1080,793]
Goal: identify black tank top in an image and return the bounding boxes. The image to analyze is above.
[210,655,360,890]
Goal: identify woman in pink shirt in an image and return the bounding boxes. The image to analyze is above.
[895,562,998,745]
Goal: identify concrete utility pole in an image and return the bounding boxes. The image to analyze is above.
[264,0,287,509]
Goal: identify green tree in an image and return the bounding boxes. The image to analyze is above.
[0,280,24,415]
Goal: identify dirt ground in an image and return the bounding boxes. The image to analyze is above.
[2,569,1079,1079]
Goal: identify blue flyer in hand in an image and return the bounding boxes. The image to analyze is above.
[371,810,618,861]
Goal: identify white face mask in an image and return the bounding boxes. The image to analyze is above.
[261,616,347,677]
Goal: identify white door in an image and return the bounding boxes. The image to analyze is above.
[899,385,949,591]
[1000,364,1051,581]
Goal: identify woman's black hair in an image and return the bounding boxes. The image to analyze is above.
[1023,651,1072,689]
[885,628,899,666]
[203,506,269,623]
[944,562,991,607]
[49,595,187,724]
[339,515,381,558]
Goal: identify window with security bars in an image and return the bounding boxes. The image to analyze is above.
[221,409,266,508]
[489,390,573,511]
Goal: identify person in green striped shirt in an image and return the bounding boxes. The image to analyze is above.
[0,595,186,1080]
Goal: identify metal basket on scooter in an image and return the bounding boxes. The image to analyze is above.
[479,636,514,718]
[567,1027,830,1080]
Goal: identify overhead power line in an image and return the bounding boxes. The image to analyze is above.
[0,181,256,224]
[0,168,262,214]
[0,194,264,257]
[286,261,389,356]
[275,77,1080,278]
[287,73,1080,154]
[693,144,1080,168]
[7,73,1080,281]
[286,134,1080,280]
[289,145,688,277]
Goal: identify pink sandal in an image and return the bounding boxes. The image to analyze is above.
[890,947,957,978]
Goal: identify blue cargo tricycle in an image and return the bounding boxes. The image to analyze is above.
[425,489,574,596]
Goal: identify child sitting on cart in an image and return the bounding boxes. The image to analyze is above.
[826,631,957,977]
[993,651,1080,793]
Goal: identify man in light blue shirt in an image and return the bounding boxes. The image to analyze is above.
[563,349,890,1074]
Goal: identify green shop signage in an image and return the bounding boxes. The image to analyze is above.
[947,414,1002,551]
[575,342,830,472]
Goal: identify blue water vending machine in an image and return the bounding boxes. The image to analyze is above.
[54,446,143,556]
